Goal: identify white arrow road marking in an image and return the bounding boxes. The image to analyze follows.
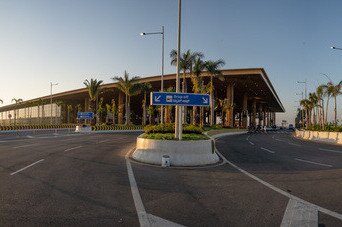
[154,95,161,102]
[280,198,317,227]
[10,159,44,175]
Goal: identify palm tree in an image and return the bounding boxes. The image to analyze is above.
[331,80,342,126]
[84,78,103,124]
[113,71,141,125]
[11,98,23,125]
[148,105,155,125]
[322,82,334,124]
[205,59,225,126]
[191,57,207,125]
[170,49,203,123]
[308,92,318,125]
[316,85,325,128]
[140,83,152,125]
[111,99,117,125]
[300,99,311,129]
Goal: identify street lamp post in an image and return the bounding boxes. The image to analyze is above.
[140,26,165,124]
[50,82,58,125]
[297,80,307,99]
[175,0,182,140]
[296,92,304,128]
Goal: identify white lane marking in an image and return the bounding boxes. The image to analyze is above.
[214,148,342,221]
[275,138,285,142]
[280,198,317,227]
[125,149,150,226]
[99,140,110,144]
[125,149,184,227]
[147,213,185,227]
[260,147,275,154]
[294,158,332,168]
[64,146,83,152]
[319,148,342,154]
[12,143,37,149]
[288,142,301,147]
[246,136,255,146]
[10,159,44,175]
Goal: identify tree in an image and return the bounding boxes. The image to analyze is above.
[148,105,155,125]
[205,59,225,126]
[308,92,318,125]
[0,99,3,104]
[191,57,206,125]
[170,49,203,123]
[11,98,23,125]
[140,83,152,125]
[83,78,103,124]
[113,71,141,125]
[322,82,334,124]
[331,80,342,126]
[316,85,325,128]
[300,99,311,129]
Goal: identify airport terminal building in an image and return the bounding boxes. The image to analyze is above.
[0,68,285,128]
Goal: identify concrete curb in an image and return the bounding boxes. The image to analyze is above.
[294,129,342,145]
[206,131,248,139]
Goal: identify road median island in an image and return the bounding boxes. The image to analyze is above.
[131,124,222,166]
[295,129,342,145]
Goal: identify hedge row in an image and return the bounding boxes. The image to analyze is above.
[0,124,77,131]
[92,125,143,131]
[144,123,203,134]
[306,124,342,132]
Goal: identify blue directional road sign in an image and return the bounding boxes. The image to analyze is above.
[77,112,95,120]
[151,92,210,106]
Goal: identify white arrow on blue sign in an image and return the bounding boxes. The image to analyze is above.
[77,112,95,120]
[150,92,210,106]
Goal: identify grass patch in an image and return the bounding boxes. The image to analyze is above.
[142,133,209,140]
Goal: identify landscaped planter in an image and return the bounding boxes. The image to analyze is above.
[132,135,220,166]
[295,129,342,145]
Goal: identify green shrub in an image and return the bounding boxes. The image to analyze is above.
[144,123,203,134]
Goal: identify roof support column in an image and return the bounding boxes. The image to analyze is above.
[225,82,234,128]
[242,93,248,128]
[263,110,266,127]
[252,99,257,127]
[258,104,263,126]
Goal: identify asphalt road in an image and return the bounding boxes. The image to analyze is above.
[0,130,341,226]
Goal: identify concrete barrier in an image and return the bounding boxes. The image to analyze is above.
[132,135,219,166]
[295,129,342,145]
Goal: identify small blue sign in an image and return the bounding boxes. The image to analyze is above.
[77,112,95,120]
[151,92,210,106]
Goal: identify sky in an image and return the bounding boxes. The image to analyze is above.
[0,0,342,124]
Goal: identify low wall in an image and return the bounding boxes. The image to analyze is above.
[132,135,220,166]
[295,130,342,145]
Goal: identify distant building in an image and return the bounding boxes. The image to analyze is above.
[0,68,284,127]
